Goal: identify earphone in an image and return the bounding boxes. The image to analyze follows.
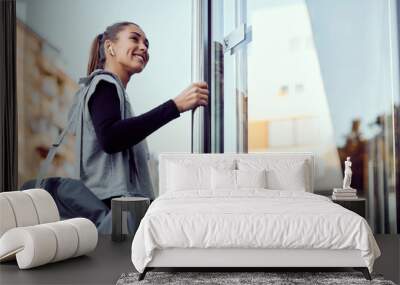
[109,47,115,56]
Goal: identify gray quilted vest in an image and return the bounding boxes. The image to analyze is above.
[67,69,155,200]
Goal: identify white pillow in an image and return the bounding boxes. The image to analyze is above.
[167,162,210,191]
[211,168,268,190]
[165,159,236,192]
[266,165,306,191]
[211,168,236,190]
[236,169,267,188]
[238,159,307,191]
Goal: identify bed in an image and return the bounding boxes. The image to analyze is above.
[131,152,381,280]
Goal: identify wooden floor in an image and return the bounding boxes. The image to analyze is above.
[0,235,398,285]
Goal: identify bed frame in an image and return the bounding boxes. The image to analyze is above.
[138,153,372,281]
[140,248,371,280]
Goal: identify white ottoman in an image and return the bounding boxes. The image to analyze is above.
[0,189,98,269]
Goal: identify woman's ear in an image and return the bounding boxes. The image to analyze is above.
[104,40,115,56]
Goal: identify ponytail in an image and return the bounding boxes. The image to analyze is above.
[87,34,104,76]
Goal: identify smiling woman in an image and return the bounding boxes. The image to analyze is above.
[74,21,209,210]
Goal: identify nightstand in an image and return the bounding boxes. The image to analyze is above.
[111,197,150,242]
[331,197,366,218]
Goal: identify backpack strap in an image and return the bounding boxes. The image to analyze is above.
[34,94,86,188]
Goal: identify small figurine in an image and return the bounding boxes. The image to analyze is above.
[342,157,353,190]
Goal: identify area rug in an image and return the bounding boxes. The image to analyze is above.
[116,271,396,285]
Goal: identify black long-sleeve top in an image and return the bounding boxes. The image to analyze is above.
[88,80,181,154]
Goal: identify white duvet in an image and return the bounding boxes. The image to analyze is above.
[131,190,380,273]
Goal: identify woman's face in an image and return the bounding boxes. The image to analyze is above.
[107,24,150,74]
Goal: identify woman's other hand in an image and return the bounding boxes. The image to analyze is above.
[173,82,209,113]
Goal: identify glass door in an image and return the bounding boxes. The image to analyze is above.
[211,0,251,153]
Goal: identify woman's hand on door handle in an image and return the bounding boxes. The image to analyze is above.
[173,82,209,113]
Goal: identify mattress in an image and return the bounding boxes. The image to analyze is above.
[131,190,380,273]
